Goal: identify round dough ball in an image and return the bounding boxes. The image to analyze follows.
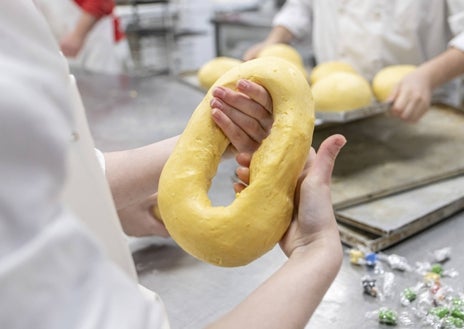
[258,43,305,68]
[197,57,242,90]
[258,43,309,81]
[310,61,357,85]
[312,72,373,112]
[372,65,416,102]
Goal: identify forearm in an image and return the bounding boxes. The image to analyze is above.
[264,25,296,45]
[104,136,178,210]
[73,11,100,40]
[207,234,342,329]
[419,47,464,90]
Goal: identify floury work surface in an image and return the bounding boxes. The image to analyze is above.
[76,70,464,329]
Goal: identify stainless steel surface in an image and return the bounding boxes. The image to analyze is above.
[314,106,464,209]
[315,101,392,123]
[76,70,464,329]
[337,175,464,251]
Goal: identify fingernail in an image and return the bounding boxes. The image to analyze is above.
[213,86,226,98]
[210,98,222,109]
[336,136,347,148]
[237,79,249,90]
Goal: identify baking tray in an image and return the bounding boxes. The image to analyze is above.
[337,175,464,252]
[178,71,392,125]
[315,101,392,124]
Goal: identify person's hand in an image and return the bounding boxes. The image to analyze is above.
[280,134,346,257]
[211,79,273,154]
[59,31,86,57]
[234,134,346,256]
[117,193,170,237]
[388,69,433,123]
[243,41,269,61]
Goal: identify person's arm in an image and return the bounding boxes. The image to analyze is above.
[105,80,273,236]
[60,10,99,57]
[60,0,115,57]
[390,46,464,122]
[243,26,295,61]
[243,0,312,61]
[207,134,346,328]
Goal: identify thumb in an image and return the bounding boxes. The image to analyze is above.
[309,134,346,185]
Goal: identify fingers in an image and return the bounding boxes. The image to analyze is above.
[233,153,251,194]
[210,80,273,151]
[212,107,260,153]
[118,194,170,237]
[305,134,346,186]
[236,152,252,167]
[212,82,273,130]
[388,74,432,123]
[236,79,273,117]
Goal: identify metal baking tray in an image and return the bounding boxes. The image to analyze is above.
[315,101,392,125]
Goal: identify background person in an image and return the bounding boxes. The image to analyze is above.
[35,0,131,73]
[244,0,464,122]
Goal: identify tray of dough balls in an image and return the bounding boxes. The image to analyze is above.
[187,44,415,126]
[310,61,416,125]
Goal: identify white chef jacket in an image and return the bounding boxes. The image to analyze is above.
[0,1,169,328]
[34,0,132,74]
[274,0,464,108]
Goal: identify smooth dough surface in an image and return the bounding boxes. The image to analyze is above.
[258,43,308,80]
[158,57,314,267]
[312,72,373,112]
[372,65,416,102]
[310,61,357,85]
[197,56,242,90]
[258,43,304,67]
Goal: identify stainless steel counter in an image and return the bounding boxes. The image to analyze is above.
[76,70,464,329]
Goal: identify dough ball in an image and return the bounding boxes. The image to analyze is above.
[257,43,308,80]
[258,43,304,67]
[310,61,357,85]
[197,57,242,90]
[372,65,416,102]
[312,72,373,112]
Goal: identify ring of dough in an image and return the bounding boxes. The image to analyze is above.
[157,57,315,267]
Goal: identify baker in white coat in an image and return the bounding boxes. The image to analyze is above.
[1,2,350,328]
[245,0,464,123]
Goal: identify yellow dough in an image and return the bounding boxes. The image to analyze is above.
[157,57,314,267]
[310,61,357,85]
[258,43,304,67]
[312,72,373,112]
[257,43,308,80]
[197,56,242,90]
[372,65,416,102]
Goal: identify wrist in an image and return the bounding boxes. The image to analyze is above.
[288,232,343,271]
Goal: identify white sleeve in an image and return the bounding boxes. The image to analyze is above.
[273,0,313,40]
[448,0,464,51]
[95,147,106,172]
[0,1,170,329]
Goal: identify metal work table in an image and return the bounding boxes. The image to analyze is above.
[76,70,464,329]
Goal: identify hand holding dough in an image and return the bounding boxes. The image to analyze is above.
[158,57,315,267]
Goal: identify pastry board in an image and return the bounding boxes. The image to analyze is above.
[313,105,464,209]
[336,175,464,251]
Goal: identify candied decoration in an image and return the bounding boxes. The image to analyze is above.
[365,252,378,267]
[378,308,397,325]
[349,248,365,265]
[362,276,378,297]
[402,288,417,303]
